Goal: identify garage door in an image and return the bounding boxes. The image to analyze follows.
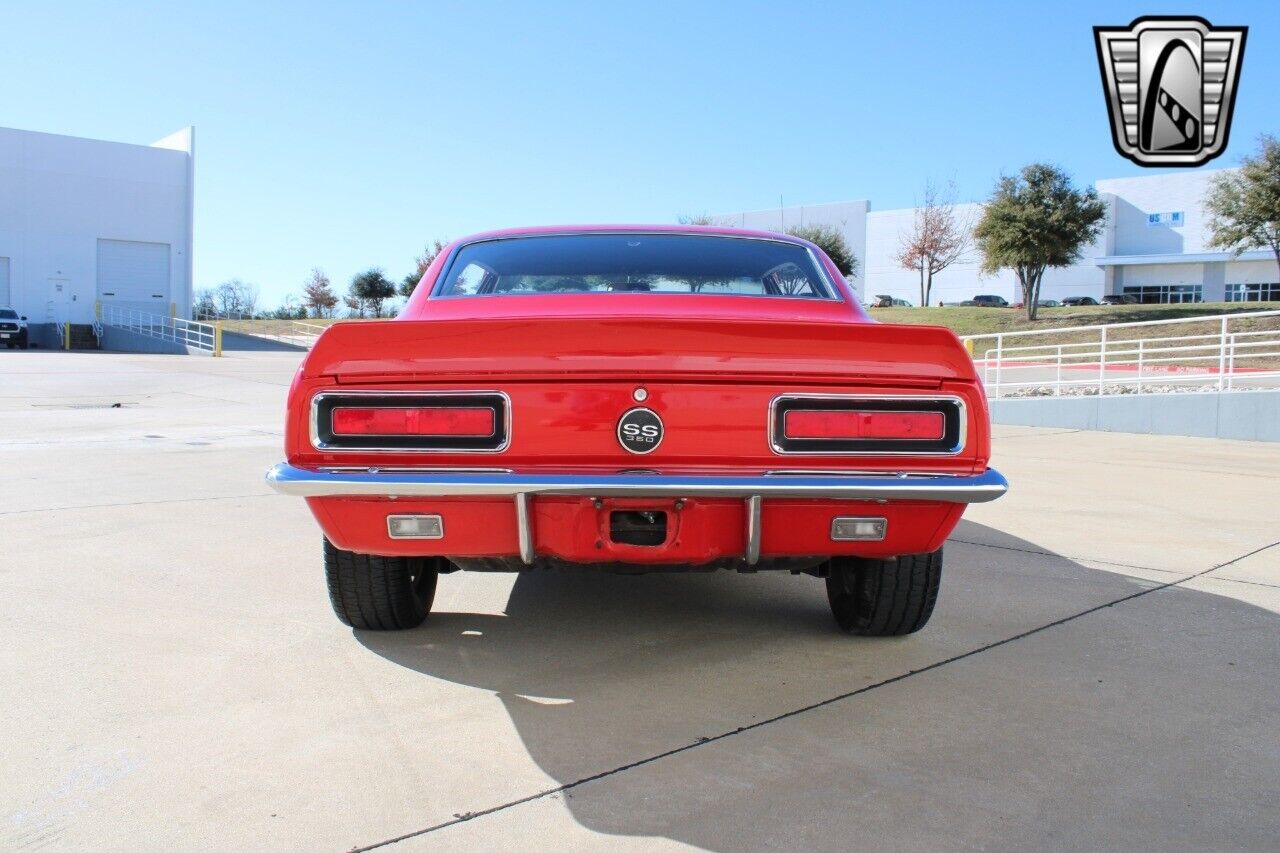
[0,257,9,307]
[97,239,171,317]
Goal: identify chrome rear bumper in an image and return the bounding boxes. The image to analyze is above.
[265,463,1007,503]
[267,463,1006,566]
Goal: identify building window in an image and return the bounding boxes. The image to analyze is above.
[1122,285,1203,304]
[1226,282,1280,302]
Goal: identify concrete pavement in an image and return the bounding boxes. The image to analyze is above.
[1,351,1277,851]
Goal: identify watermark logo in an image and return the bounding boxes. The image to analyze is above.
[1094,16,1246,167]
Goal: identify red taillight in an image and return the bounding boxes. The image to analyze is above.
[783,410,945,441]
[331,407,495,437]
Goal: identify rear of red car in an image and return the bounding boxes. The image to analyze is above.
[268,228,1005,634]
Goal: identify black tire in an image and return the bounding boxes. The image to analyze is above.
[825,548,942,636]
[323,539,439,630]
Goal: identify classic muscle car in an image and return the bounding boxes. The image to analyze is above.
[266,226,1006,635]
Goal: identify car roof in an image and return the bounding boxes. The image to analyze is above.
[449,223,815,247]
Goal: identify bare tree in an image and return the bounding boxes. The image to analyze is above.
[897,181,971,307]
[192,288,217,320]
[213,279,260,318]
[678,214,736,227]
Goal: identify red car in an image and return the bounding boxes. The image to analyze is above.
[267,226,1006,635]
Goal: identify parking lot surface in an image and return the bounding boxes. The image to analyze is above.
[2,351,1278,851]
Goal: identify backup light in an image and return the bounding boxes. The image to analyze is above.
[784,410,945,441]
[332,407,494,437]
[387,514,444,539]
[830,517,888,541]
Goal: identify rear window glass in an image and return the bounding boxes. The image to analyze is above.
[433,234,837,300]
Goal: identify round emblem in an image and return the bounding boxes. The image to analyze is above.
[617,407,664,455]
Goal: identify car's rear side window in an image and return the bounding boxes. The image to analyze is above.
[433,234,839,300]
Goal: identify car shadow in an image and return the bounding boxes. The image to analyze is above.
[355,520,1280,850]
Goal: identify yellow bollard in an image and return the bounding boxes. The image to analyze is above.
[64,323,71,351]
[963,338,974,357]
[214,321,223,357]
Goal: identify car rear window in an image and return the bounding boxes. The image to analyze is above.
[433,234,838,300]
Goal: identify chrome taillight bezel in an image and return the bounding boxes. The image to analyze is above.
[310,390,511,452]
[768,394,967,456]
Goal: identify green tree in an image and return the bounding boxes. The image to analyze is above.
[974,164,1106,320]
[1205,135,1280,286]
[302,268,338,318]
[786,223,859,278]
[349,268,396,318]
[400,239,449,298]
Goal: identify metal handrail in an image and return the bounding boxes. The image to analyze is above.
[963,309,1280,342]
[102,306,217,352]
[964,310,1280,397]
[194,311,324,348]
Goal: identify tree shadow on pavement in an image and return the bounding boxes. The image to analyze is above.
[357,521,1280,851]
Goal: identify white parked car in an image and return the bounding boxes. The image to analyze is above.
[0,308,29,349]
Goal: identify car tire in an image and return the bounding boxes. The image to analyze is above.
[323,538,440,630]
[825,548,942,636]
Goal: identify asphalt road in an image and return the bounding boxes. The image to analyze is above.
[2,351,1278,851]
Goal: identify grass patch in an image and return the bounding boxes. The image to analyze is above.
[871,302,1280,338]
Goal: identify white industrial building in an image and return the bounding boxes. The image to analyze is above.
[726,169,1279,306]
[0,125,195,330]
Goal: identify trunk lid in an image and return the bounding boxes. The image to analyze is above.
[304,316,978,386]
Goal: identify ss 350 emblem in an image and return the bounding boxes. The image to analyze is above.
[617,407,664,454]
[1094,16,1246,167]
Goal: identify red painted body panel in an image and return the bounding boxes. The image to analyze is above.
[309,496,962,563]
[284,225,993,565]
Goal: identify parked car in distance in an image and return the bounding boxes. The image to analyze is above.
[0,308,29,349]
[1061,296,1100,306]
[870,294,913,307]
[1012,299,1062,309]
[1101,294,1138,305]
[266,225,1007,637]
[970,294,1009,307]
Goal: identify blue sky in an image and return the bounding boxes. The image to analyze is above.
[3,1,1277,308]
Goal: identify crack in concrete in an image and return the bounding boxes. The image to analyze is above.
[0,493,275,516]
[948,536,1187,575]
[350,539,1280,852]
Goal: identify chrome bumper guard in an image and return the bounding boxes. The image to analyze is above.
[266,464,1007,566]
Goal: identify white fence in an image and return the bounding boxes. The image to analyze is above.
[964,310,1280,398]
[194,310,324,348]
[104,306,217,353]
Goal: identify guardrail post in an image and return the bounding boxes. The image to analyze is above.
[1218,317,1228,391]
[1226,332,1235,392]
[1097,327,1107,396]
[214,321,223,357]
[1141,338,1152,394]
[993,335,1003,399]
